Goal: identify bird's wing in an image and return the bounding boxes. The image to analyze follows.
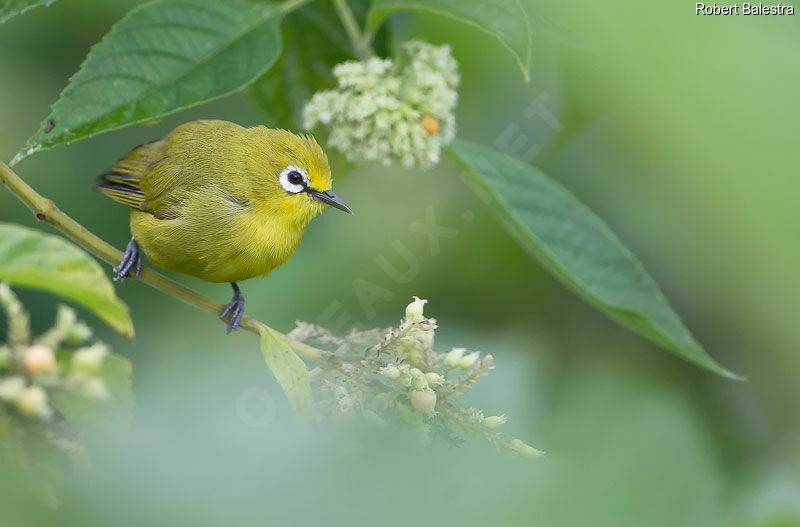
[94,140,168,210]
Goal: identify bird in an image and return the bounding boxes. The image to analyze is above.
[94,119,352,333]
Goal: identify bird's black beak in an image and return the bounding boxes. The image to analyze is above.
[308,188,353,215]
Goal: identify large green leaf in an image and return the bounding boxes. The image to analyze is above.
[0,0,56,24]
[11,0,285,165]
[447,140,740,379]
[259,327,312,417]
[366,0,533,81]
[0,223,134,337]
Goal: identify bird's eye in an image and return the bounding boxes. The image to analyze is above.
[278,165,308,194]
[288,171,303,185]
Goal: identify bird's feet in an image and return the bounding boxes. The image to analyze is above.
[114,237,142,281]
[219,283,245,334]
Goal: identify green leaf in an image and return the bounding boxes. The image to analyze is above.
[0,0,56,24]
[259,327,313,417]
[366,0,533,81]
[51,353,134,441]
[0,223,134,337]
[446,140,741,379]
[11,0,285,165]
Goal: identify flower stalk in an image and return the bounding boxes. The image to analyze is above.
[332,0,372,60]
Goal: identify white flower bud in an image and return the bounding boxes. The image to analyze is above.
[405,296,427,323]
[379,365,401,380]
[458,351,480,370]
[409,368,429,391]
[22,344,57,374]
[483,415,508,430]
[510,438,544,459]
[444,348,466,367]
[81,377,110,401]
[0,376,26,401]
[71,343,108,375]
[409,389,437,416]
[425,372,444,387]
[15,385,53,420]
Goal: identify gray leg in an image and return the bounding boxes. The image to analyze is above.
[114,237,142,281]
[219,282,245,333]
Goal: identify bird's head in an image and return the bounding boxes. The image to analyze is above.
[253,129,351,225]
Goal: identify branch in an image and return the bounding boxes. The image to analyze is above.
[0,160,326,363]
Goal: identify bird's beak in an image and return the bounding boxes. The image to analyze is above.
[308,188,353,215]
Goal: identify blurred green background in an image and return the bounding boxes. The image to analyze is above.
[2,0,799,525]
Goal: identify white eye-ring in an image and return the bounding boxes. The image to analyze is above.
[278,165,309,194]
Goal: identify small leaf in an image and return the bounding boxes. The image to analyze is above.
[447,140,741,379]
[366,0,532,81]
[12,0,285,165]
[52,353,134,441]
[0,223,134,337]
[0,0,57,24]
[259,327,313,417]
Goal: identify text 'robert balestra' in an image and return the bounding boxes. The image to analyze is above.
[696,3,795,15]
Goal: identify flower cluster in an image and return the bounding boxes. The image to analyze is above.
[303,40,459,168]
[289,296,542,458]
[0,283,111,422]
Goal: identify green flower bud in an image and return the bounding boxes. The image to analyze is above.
[71,343,108,375]
[409,368,429,391]
[379,365,402,380]
[444,348,465,367]
[15,385,53,420]
[65,322,93,345]
[458,351,480,370]
[409,389,437,416]
[510,438,544,459]
[425,372,444,387]
[483,415,508,430]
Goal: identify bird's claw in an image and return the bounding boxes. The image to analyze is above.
[114,238,142,281]
[220,284,245,333]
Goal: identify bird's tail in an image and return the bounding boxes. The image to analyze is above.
[93,139,165,209]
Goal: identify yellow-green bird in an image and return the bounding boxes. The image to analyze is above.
[95,119,352,333]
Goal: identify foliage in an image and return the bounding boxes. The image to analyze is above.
[365,0,533,81]
[447,140,739,379]
[10,0,286,165]
[259,327,313,417]
[0,223,133,337]
[0,0,745,504]
[5,0,732,381]
[0,0,56,24]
